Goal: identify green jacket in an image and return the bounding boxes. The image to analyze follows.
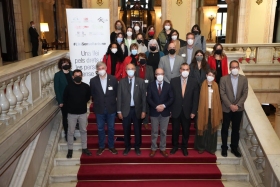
[158,29,174,51]
[54,70,73,104]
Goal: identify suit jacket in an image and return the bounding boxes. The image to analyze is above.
[135,65,154,89]
[29,27,39,43]
[189,63,210,87]
[147,81,174,117]
[117,77,146,118]
[178,46,200,64]
[54,70,73,105]
[170,76,199,118]
[219,74,248,113]
[90,74,118,114]
[158,55,184,83]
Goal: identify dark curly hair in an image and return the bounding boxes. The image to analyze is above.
[57,57,72,70]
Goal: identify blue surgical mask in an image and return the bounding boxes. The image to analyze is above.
[127,70,135,77]
[131,49,138,55]
[117,37,123,43]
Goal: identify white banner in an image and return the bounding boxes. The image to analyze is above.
[66,9,110,84]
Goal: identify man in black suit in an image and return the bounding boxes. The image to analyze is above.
[117,63,146,156]
[170,62,199,156]
[90,62,118,156]
[29,21,39,57]
[147,68,174,157]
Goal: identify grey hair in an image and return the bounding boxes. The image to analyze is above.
[96,61,107,69]
[148,39,159,52]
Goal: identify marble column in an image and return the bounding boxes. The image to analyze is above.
[109,0,119,32]
[275,104,280,139]
[161,0,172,25]
[225,0,239,43]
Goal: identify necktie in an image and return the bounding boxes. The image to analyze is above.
[129,78,132,92]
[158,83,162,95]
[182,79,186,97]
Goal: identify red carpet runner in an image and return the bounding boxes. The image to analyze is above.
[76,104,224,187]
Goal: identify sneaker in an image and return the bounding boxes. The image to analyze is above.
[82,148,92,156]
[96,148,105,156]
[109,148,118,155]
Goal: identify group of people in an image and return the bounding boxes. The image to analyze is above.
[54,20,248,159]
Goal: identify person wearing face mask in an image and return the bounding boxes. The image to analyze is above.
[29,21,39,57]
[191,24,206,53]
[135,53,154,129]
[147,68,174,157]
[117,63,146,156]
[124,27,137,55]
[158,42,184,83]
[90,62,118,156]
[208,43,228,84]
[110,20,126,43]
[158,20,174,51]
[103,42,124,81]
[219,60,248,158]
[136,33,147,53]
[170,63,199,156]
[54,58,77,142]
[63,69,92,159]
[115,33,128,58]
[145,25,156,46]
[178,32,200,65]
[121,43,139,78]
[145,39,164,74]
[194,69,222,155]
[133,22,143,36]
[163,30,186,55]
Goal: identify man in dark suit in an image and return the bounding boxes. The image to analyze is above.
[170,62,199,156]
[90,62,118,156]
[117,63,146,156]
[147,68,174,157]
[29,21,39,57]
[220,60,248,158]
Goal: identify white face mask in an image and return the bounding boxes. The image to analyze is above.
[187,39,194,45]
[231,68,239,76]
[164,25,170,30]
[157,75,164,82]
[98,69,106,76]
[134,26,140,31]
[207,76,214,82]
[127,31,133,37]
[181,71,189,78]
[111,48,117,54]
[171,35,178,40]
[127,70,135,77]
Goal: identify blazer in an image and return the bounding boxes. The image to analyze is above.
[219,74,248,113]
[117,77,146,119]
[90,74,118,114]
[135,65,154,88]
[147,81,174,117]
[29,27,39,43]
[178,45,200,65]
[189,63,210,87]
[208,55,229,76]
[170,76,199,119]
[158,55,184,83]
[102,54,123,81]
[54,70,73,105]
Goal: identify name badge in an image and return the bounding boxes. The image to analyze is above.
[209,89,213,93]
[145,80,149,83]
[108,86,113,90]
[181,54,186,57]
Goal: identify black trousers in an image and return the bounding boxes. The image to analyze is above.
[31,41,39,57]
[60,105,68,135]
[221,111,243,150]
[122,107,142,149]
[171,110,191,149]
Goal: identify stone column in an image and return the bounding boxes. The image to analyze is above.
[161,0,172,25]
[109,0,119,32]
[225,0,239,43]
[275,104,280,139]
[0,46,2,66]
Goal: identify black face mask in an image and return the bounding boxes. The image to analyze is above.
[73,76,82,83]
[137,39,142,44]
[215,49,222,55]
[169,49,176,55]
[150,46,157,51]
[193,31,199,35]
[139,59,146,65]
[62,64,70,70]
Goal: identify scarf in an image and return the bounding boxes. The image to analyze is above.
[197,80,223,135]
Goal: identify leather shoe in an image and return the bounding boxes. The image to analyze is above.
[82,148,92,156]
[170,147,178,155]
[160,150,168,157]
[182,148,188,156]
[149,150,156,157]
[66,149,73,159]
[123,148,131,156]
[221,149,227,157]
[231,148,241,157]
[135,148,141,156]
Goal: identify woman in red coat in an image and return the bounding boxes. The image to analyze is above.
[102,42,124,81]
[208,43,228,84]
[121,43,139,78]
